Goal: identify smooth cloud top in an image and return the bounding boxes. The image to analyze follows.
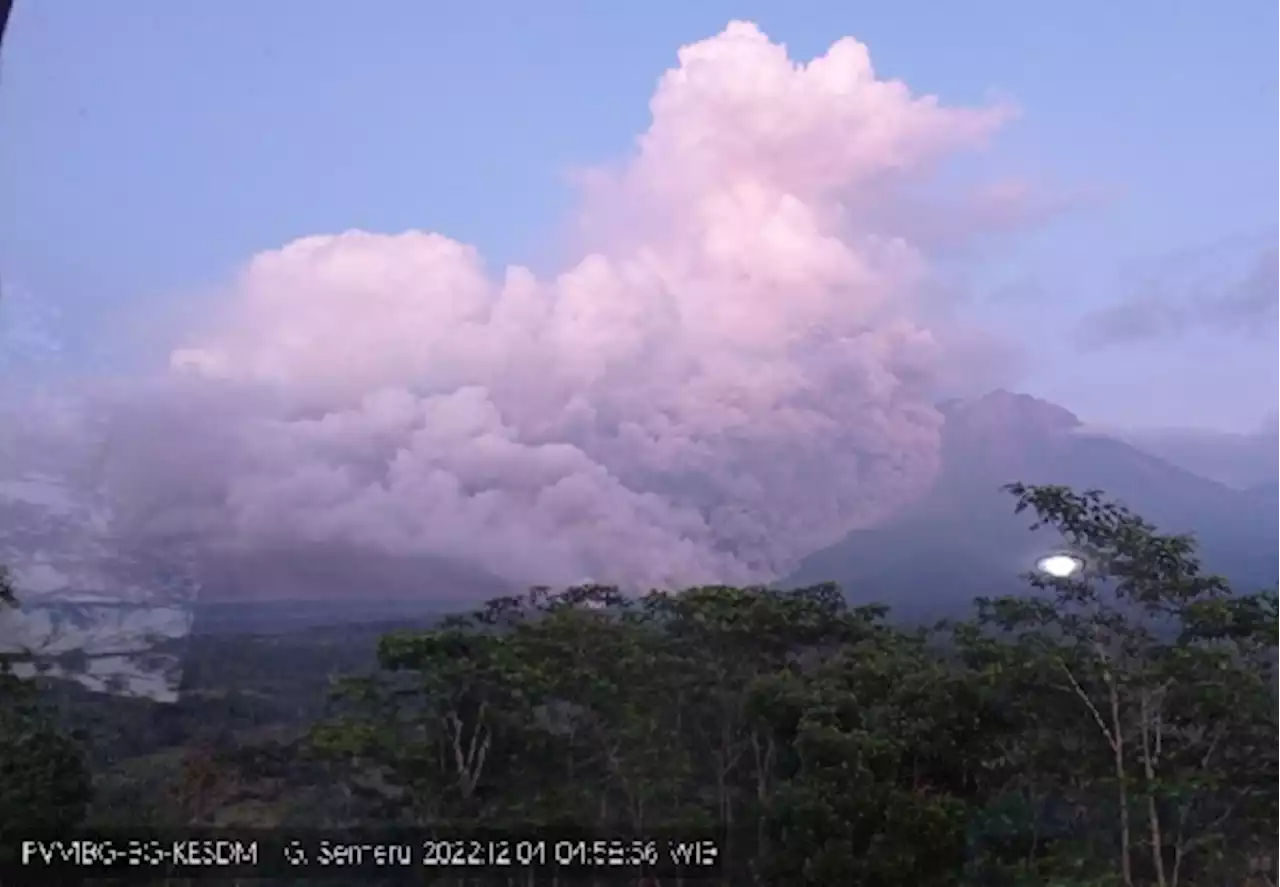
[12,22,1016,595]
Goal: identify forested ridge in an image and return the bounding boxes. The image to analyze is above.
[1,484,1276,886]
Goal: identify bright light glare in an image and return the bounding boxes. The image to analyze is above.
[1036,554,1083,578]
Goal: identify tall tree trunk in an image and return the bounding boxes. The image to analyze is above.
[1140,690,1169,887]
[1107,676,1133,887]
[0,0,13,54]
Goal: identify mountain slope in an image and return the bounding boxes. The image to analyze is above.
[0,474,198,701]
[784,391,1278,620]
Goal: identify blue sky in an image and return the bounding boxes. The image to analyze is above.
[1,0,1276,430]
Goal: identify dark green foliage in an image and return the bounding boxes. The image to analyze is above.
[0,689,93,833]
[10,485,1276,886]
[307,486,1274,885]
[0,567,93,839]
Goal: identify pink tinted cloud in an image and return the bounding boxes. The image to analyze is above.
[13,22,1029,595]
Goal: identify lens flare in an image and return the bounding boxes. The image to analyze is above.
[1035,554,1083,578]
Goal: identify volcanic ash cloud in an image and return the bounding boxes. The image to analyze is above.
[25,22,1016,595]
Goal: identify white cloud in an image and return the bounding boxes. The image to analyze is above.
[5,22,1018,595]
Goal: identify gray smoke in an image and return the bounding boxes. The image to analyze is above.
[1076,237,1279,351]
[2,22,1025,616]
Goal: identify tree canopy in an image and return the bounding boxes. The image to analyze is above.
[0,484,1273,885]
[0,566,93,841]
[307,484,1277,886]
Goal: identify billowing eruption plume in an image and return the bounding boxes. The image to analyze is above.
[4,22,1014,606]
